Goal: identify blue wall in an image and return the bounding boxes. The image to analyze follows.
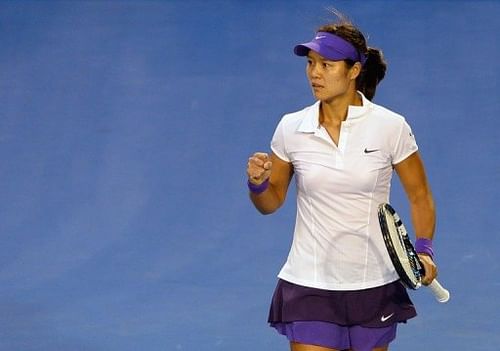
[0,1,498,350]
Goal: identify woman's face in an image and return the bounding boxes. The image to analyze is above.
[306,50,358,102]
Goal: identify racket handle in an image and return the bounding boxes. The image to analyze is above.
[428,279,450,303]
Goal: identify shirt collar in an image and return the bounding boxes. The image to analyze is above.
[297,91,372,133]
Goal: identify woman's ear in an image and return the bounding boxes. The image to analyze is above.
[349,62,362,80]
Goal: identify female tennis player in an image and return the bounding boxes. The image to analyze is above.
[246,15,439,351]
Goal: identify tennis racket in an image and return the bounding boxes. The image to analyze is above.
[378,203,450,303]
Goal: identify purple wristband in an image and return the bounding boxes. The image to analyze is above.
[415,238,434,259]
[247,178,269,194]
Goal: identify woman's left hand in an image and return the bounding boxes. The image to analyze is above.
[418,254,437,285]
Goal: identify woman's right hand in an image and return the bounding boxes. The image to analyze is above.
[247,152,272,185]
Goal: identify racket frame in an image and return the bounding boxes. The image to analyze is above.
[378,203,450,302]
[378,203,422,289]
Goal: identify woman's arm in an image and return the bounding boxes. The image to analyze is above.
[394,151,438,285]
[247,152,293,215]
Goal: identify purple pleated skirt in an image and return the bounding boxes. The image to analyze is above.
[268,279,417,328]
[272,321,397,351]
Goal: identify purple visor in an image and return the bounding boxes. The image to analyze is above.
[294,32,367,65]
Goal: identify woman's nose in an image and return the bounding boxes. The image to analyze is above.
[309,64,321,78]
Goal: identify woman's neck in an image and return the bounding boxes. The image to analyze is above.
[320,90,362,124]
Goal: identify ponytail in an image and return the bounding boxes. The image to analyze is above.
[357,47,387,101]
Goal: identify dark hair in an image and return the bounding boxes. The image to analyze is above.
[317,14,387,100]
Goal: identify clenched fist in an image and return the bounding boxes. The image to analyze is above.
[247,152,272,185]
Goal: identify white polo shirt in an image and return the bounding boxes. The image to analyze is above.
[271,92,418,291]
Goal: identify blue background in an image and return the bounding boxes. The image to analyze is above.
[0,1,498,350]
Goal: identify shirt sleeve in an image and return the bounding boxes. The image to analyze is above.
[270,118,290,162]
[392,119,419,165]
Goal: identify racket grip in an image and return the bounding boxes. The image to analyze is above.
[428,279,450,303]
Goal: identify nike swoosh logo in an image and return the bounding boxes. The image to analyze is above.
[315,35,326,40]
[380,313,394,322]
[364,148,379,154]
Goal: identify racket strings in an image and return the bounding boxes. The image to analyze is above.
[380,204,422,289]
[398,224,423,280]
